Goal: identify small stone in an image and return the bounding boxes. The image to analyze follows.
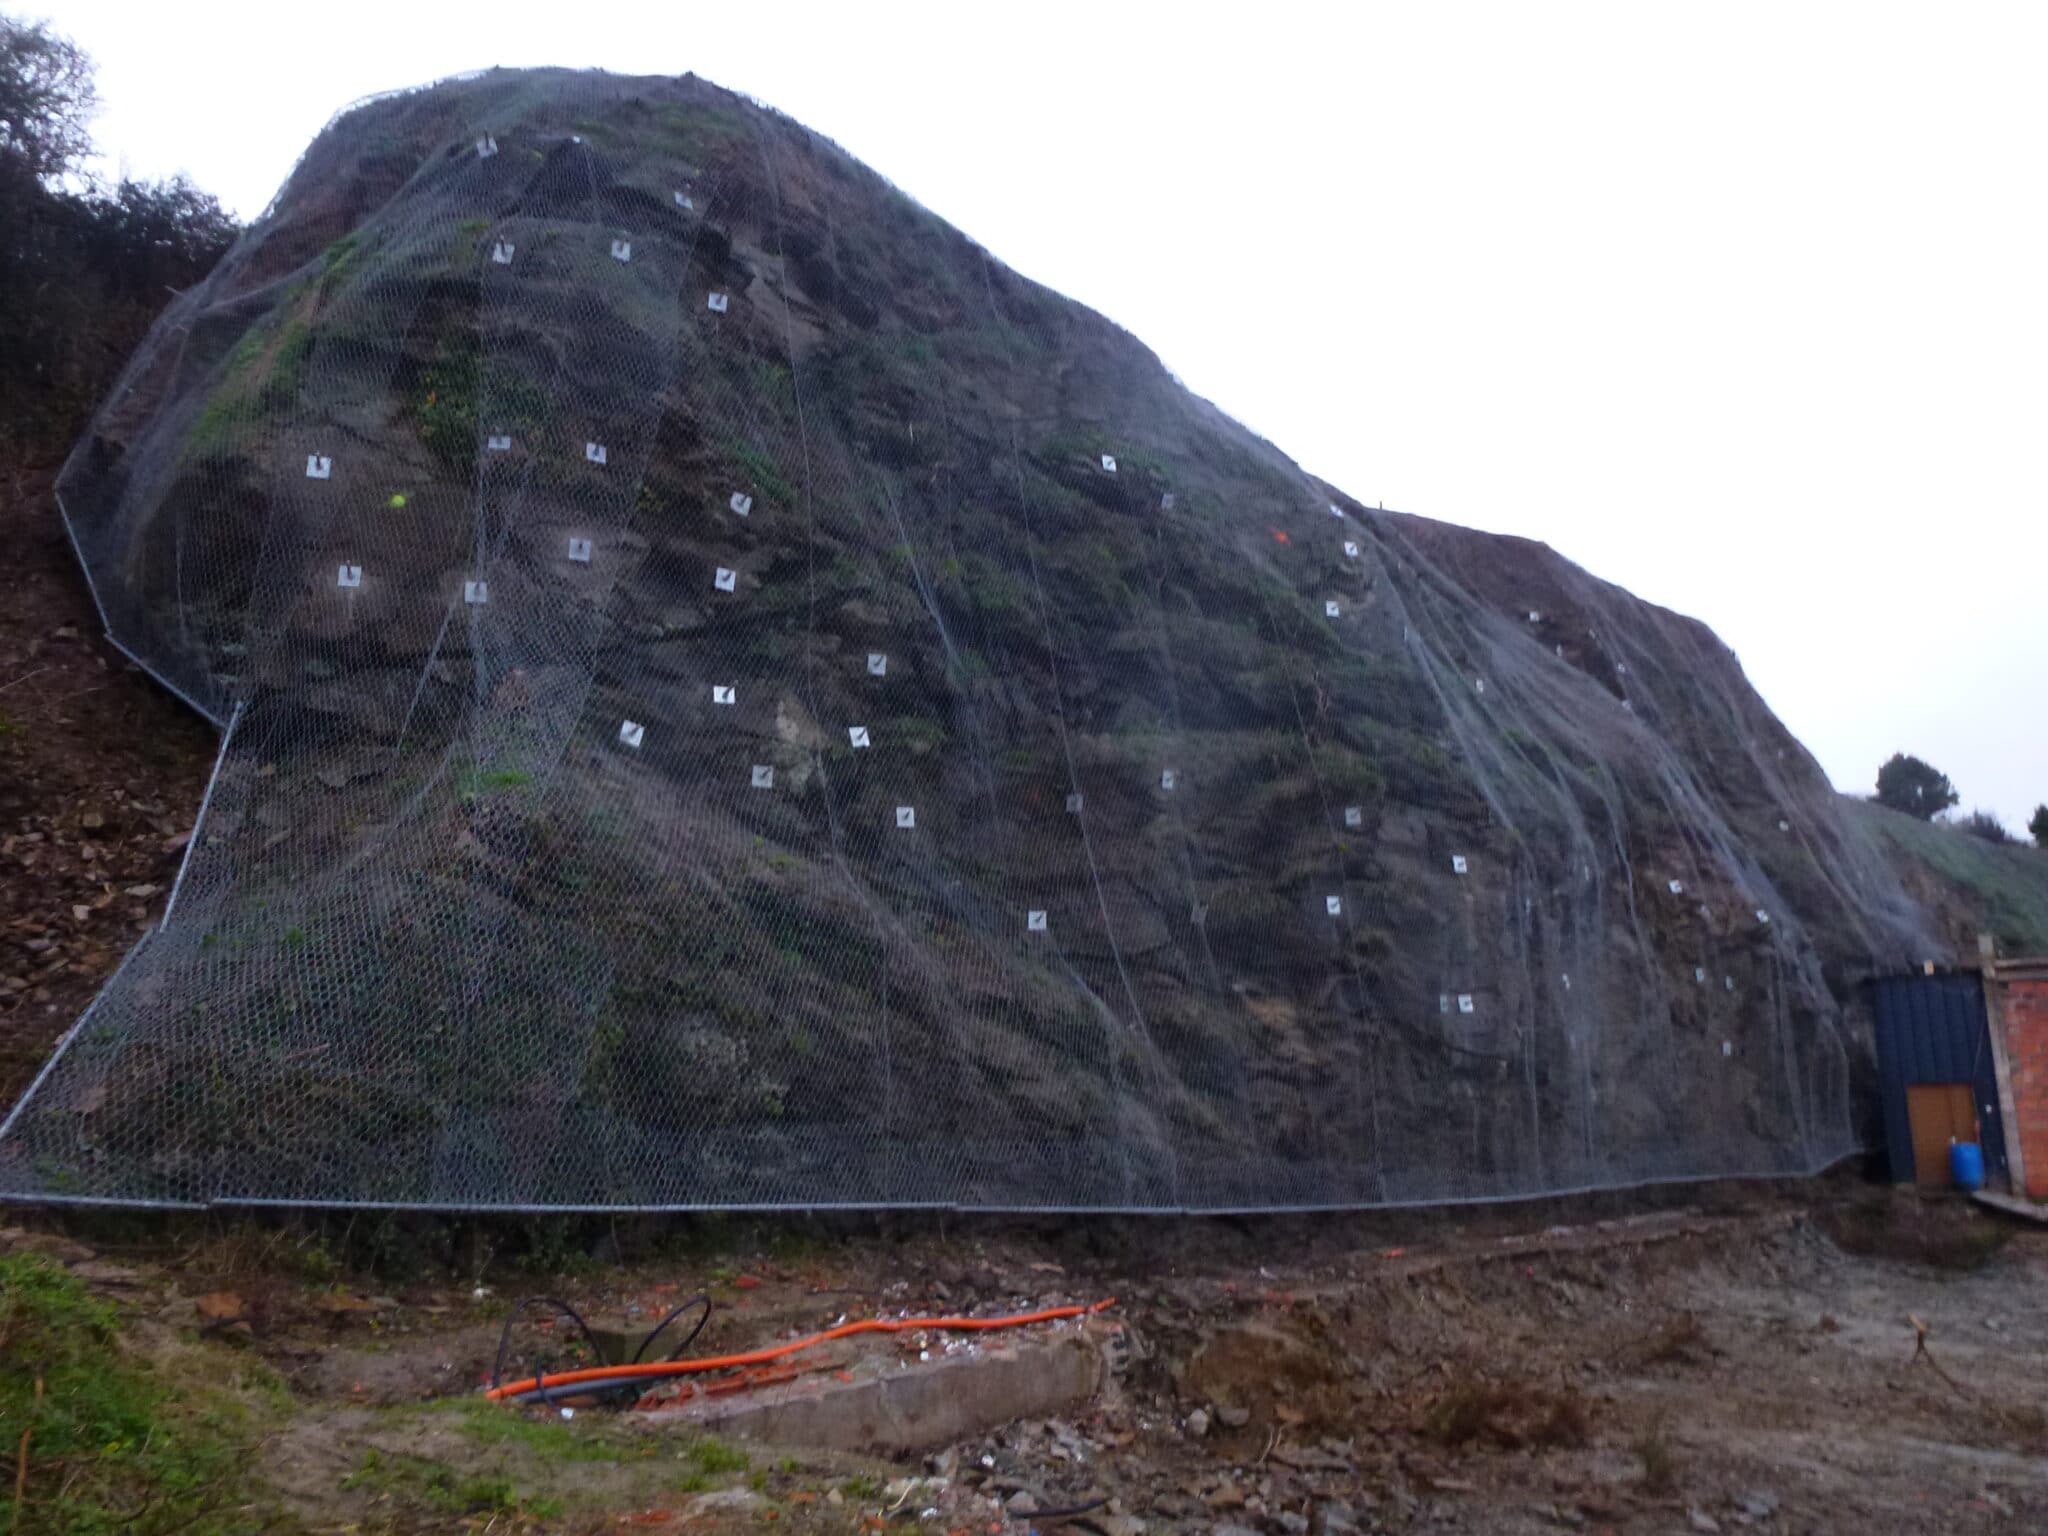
[70,905,91,922]
[1217,1405,1251,1429]
[80,810,105,829]
[70,1260,143,1285]
[825,1489,844,1507]
[123,884,161,900]
[1102,1517,1146,1536]
[1276,1514,1309,1536]
[1318,1503,1359,1536]
[1185,1408,1211,1438]
[686,1489,764,1515]
[1688,1511,1722,1533]
[1738,1490,1780,1519]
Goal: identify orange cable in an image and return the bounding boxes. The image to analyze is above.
[484,1298,1116,1401]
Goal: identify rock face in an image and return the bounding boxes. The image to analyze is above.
[0,68,1948,1209]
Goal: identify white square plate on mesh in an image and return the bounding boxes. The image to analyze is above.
[1066,793,1083,813]
[674,190,694,209]
[714,568,737,592]
[895,806,915,829]
[567,538,593,564]
[1668,880,1684,894]
[1161,493,1175,510]
[1344,541,1359,558]
[848,726,870,748]
[1160,769,1177,791]
[867,653,887,676]
[476,135,497,158]
[1100,454,1117,472]
[586,442,607,465]
[1457,994,1475,1015]
[1027,910,1048,932]
[305,454,332,479]
[707,292,729,313]
[1325,601,1340,618]
[1451,854,1468,875]
[491,242,514,265]
[464,580,489,605]
[729,492,753,516]
[336,564,362,589]
[751,765,774,789]
[712,685,735,705]
[618,720,644,749]
[1344,806,1362,828]
[611,239,632,262]
[1326,895,1342,916]
[487,433,512,451]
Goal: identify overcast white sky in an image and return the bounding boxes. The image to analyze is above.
[35,0,2048,825]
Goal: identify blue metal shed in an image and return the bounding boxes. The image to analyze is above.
[1869,972,2008,1186]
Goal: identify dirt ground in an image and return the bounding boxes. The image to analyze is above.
[0,458,215,1105]
[5,1179,2047,1534]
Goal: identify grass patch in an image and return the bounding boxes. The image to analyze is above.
[684,1436,750,1476]
[343,1449,523,1516]
[0,1253,276,1535]
[458,766,535,797]
[447,1398,635,1463]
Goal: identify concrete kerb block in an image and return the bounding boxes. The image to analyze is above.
[635,1326,1110,1455]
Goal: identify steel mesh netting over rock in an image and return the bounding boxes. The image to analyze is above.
[0,69,1937,1210]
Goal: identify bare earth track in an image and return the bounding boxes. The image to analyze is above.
[4,1179,2044,1534]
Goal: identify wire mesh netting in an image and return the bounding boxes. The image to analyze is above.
[0,69,1935,1211]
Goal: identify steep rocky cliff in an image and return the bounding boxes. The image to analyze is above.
[0,69,1961,1209]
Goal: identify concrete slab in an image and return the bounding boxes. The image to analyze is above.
[636,1330,1106,1456]
[1973,1189,2048,1224]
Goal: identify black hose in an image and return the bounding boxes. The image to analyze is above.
[632,1293,712,1364]
[489,1296,604,1394]
[491,1292,716,1410]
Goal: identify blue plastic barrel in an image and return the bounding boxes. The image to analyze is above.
[1949,1140,1985,1191]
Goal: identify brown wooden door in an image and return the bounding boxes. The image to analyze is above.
[1905,1083,1979,1186]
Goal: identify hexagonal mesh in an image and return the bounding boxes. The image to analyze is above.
[1,69,1910,1210]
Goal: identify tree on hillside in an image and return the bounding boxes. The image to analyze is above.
[0,13,94,182]
[0,14,235,448]
[1959,810,2011,845]
[2030,804,2048,849]
[1874,753,1959,820]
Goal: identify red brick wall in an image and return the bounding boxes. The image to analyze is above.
[2001,977,2048,1199]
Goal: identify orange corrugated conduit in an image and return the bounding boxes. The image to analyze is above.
[484,1298,1118,1403]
